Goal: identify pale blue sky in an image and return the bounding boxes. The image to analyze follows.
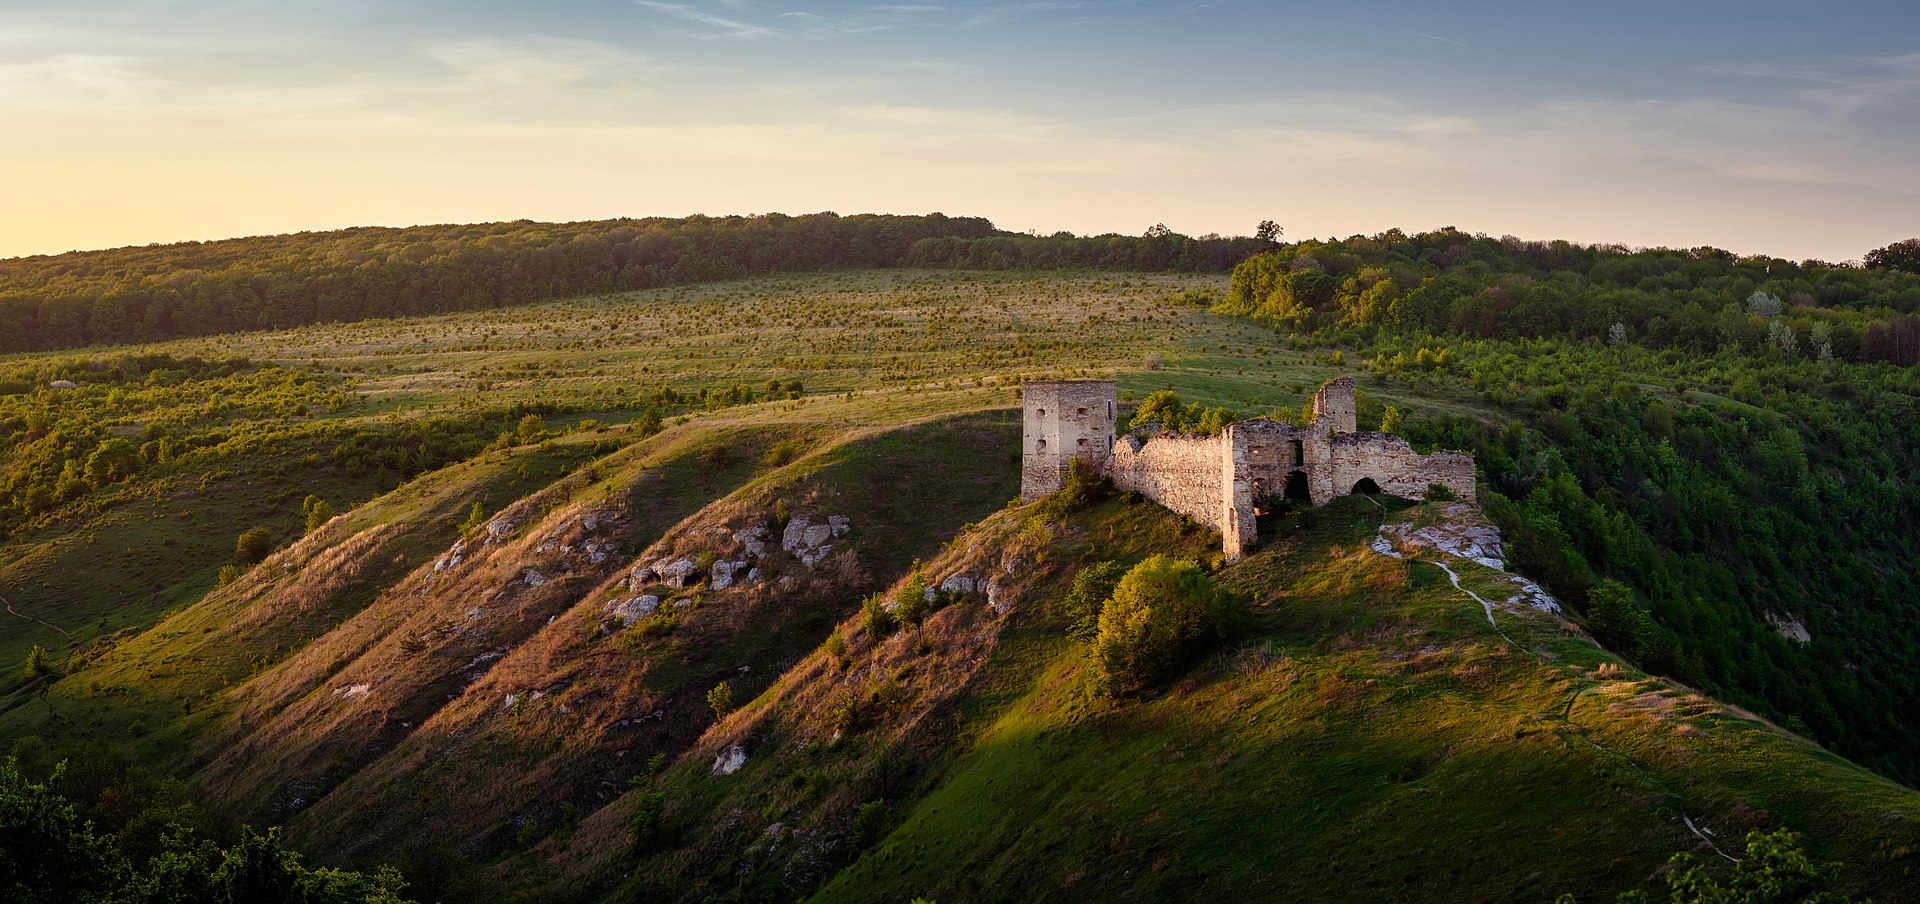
[3,1,1916,260]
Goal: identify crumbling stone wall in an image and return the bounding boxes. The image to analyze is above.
[1020,380,1117,501]
[1326,433,1474,501]
[1021,376,1477,561]
[1107,431,1232,532]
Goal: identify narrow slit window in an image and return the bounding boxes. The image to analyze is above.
[1291,440,1304,466]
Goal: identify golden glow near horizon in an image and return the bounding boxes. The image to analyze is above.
[4,2,1917,261]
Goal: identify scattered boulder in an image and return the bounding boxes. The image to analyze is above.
[485,517,517,545]
[710,560,736,590]
[939,574,977,595]
[605,595,661,626]
[734,526,769,558]
[781,514,849,567]
[521,568,547,587]
[712,743,748,776]
[828,515,851,537]
[658,558,699,588]
[48,379,76,390]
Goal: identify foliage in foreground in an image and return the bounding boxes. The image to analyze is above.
[1,756,409,903]
[1559,829,1859,904]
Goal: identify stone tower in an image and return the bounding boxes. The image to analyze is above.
[1311,376,1358,435]
[1020,380,1117,501]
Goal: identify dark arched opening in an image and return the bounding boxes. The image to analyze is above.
[1351,477,1382,496]
[1283,470,1311,501]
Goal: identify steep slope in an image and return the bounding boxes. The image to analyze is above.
[524,494,1918,903]
[149,408,1020,867]
[0,430,592,764]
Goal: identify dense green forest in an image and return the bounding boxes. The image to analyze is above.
[0,214,1266,353]
[1216,229,1920,781]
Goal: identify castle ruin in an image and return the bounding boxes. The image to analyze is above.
[1021,377,1475,561]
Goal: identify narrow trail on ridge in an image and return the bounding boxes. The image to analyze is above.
[1359,496,1738,862]
[3,593,72,639]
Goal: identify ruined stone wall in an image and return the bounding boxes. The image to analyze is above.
[1016,375,1477,562]
[1312,377,1358,435]
[1326,433,1476,502]
[1108,431,1231,532]
[1020,380,1117,501]
[1232,418,1331,505]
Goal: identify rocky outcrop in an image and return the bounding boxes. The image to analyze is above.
[781,514,850,567]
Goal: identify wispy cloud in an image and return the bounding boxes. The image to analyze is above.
[1417,32,1467,48]
[633,0,782,39]
[1697,53,1920,118]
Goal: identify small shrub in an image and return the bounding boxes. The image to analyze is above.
[1065,560,1128,641]
[1585,579,1648,656]
[1033,457,1109,521]
[234,526,273,564]
[301,495,335,533]
[850,800,890,850]
[894,563,930,628]
[914,632,935,656]
[1380,406,1403,435]
[826,689,858,736]
[1424,483,1456,502]
[629,790,667,851]
[762,438,804,467]
[216,564,243,586]
[825,626,847,664]
[1094,555,1233,695]
[633,407,663,437]
[20,644,52,684]
[861,593,895,639]
[516,414,546,444]
[707,681,734,720]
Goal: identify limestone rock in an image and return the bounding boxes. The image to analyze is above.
[658,558,698,588]
[521,568,547,587]
[710,560,736,590]
[939,574,977,595]
[605,595,660,626]
[485,517,516,544]
[712,743,748,776]
[734,526,769,558]
[48,379,77,390]
[781,514,845,567]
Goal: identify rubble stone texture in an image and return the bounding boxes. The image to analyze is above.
[1019,379,1119,501]
[1024,376,1476,561]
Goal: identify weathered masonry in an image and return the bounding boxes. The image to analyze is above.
[1021,377,1475,561]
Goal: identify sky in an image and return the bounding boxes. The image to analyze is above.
[2,0,1917,261]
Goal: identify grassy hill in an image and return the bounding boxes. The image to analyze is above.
[4,261,1919,903]
[540,495,1917,903]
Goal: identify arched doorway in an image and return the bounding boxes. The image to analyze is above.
[1283,470,1310,501]
[1351,477,1382,496]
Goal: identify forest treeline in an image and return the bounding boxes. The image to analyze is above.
[0,214,1265,354]
[1216,227,1920,782]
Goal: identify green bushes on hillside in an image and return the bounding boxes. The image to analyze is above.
[1093,555,1233,695]
[1128,390,1236,436]
[1219,229,1920,782]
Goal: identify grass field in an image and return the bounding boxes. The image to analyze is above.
[3,269,1437,682]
